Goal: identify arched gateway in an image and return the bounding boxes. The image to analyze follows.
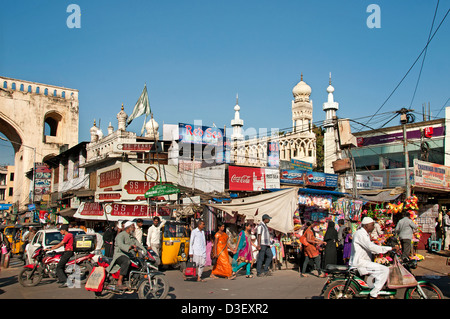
[0,76,79,211]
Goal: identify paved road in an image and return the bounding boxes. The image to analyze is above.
[0,251,448,300]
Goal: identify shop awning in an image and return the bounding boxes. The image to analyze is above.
[208,188,299,234]
[58,207,77,217]
[358,188,404,202]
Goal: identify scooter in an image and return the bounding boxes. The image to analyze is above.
[320,253,443,299]
[91,248,169,299]
[19,245,94,287]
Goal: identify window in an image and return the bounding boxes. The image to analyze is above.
[43,111,62,139]
[53,166,59,184]
[8,187,13,197]
[9,173,14,181]
[73,160,79,178]
[63,162,68,181]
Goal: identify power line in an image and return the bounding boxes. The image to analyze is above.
[361,6,450,130]
[409,0,440,108]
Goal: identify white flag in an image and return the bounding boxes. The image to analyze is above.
[126,84,151,134]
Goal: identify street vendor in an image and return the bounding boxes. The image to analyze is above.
[395,211,418,261]
[349,217,398,299]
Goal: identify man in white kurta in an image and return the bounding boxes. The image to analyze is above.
[349,217,396,298]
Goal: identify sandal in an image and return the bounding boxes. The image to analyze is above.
[228,273,237,280]
[300,274,309,278]
[245,275,253,278]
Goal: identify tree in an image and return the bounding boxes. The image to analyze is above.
[313,125,324,172]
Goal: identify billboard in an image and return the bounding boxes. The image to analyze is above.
[34,162,52,201]
[178,123,224,146]
[280,169,338,188]
[228,166,280,191]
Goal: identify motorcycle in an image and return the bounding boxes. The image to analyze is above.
[19,245,94,287]
[92,248,169,299]
[320,252,443,299]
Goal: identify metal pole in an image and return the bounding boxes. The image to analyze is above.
[402,123,411,197]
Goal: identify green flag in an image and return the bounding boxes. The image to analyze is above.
[126,84,151,134]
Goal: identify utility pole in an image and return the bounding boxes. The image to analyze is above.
[397,108,414,198]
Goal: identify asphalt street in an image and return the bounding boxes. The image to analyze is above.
[0,251,448,300]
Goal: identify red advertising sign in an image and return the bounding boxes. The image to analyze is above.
[124,181,159,194]
[229,166,266,191]
[79,202,104,216]
[424,127,434,138]
[98,168,121,189]
[120,143,153,152]
[108,204,170,217]
[97,193,122,201]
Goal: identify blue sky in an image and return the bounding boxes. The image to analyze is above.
[1,0,449,165]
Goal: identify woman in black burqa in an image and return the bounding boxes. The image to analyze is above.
[323,221,338,268]
[102,222,117,258]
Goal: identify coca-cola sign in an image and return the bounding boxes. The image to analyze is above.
[228,166,279,191]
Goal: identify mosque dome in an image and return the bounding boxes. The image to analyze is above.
[292,73,311,102]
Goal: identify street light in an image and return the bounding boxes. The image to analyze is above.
[0,135,37,203]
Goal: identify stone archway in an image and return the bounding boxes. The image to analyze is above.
[0,76,79,210]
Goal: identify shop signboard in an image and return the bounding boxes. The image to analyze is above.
[145,184,180,198]
[267,142,280,168]
[291,159,313,171]
[95,163,178,201]
[97,164,122,191]
[34,162,52,201]
[228,166,280,191]
[413,159,450,191]
[75,202,104,218]
[0,204,12,210]
[104,203,171,218]
[118,143,154,152]
[357,126,444,147]
[178,123,224,146]
[344,175,384,190]
[280,170,338,188]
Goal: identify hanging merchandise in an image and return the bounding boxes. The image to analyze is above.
[333,198,365,222]
[299,194,332,210]
[386,202,404,215]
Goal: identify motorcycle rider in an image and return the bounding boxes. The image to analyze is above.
[349,217,399,299]
[45,224,74,288]
[106,221,146,290]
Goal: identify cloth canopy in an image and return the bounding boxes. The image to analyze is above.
[208,188,299,234]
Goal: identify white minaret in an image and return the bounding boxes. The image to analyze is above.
[231,94,244,140]
[323,73,340,173]
[292,73,314,136]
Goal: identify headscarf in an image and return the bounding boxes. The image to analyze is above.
[324,221,338,242]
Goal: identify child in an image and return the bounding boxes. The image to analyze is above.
[342,227,352,265]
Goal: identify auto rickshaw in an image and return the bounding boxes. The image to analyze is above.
[159,220,190,270]
[2,225,24,255]
[2,223,41,256]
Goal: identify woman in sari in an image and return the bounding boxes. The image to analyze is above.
[231,223,254,278]
[210,223,234,279]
